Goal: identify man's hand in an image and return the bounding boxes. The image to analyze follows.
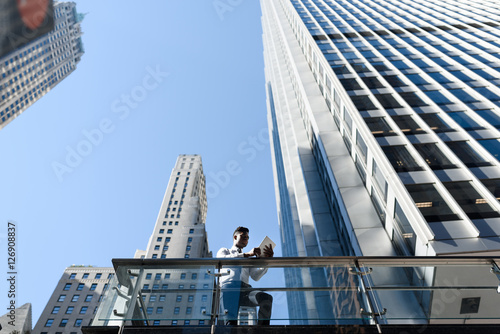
[244,247,262,258]
[262,244,274,257]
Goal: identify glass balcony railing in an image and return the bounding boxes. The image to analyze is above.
[89,256,500,330]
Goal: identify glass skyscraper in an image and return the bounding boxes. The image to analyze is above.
[262,0,500,324]
[0,1,84,130]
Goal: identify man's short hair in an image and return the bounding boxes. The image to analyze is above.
[233,226,249,236]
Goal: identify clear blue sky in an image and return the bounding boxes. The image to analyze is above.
[0,0,283,324]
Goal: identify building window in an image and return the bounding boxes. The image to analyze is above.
[177,295,182,302]
[156,307,163,314]
[65,306,74,314]
[187,237,192,243]
[162,284,168,289]
[167,229,173,234]
[186,307,192,314]
[76,283,84,291]
[159,295,166,301]
[189,229,194,234]
[150,295,157,302]
[51,306,60,314]
[69,273,76,279]
[174,307,180,315]
[188,295,194,302]
[153,284,159,290]
[172,320,178,325]
[406,183,459,222]
[445,141,492,168]
[381,145,423,173]
[443,181,500,220]
[180,273,186,279]
[108,273,114,279]
[57,295,66,302]
[159,229,164,234]
[44,319,54,327]
[146,307,153,315]
[185,320,191,325]
[154,245,160,250]
[74,319,82,327]
[165,273,170,279]
[413,143,457,170]
[392,115,426,135]
[82,273,89,279]
[152,254,158,259]
[199,320,205,325]
[63,283,72,291]
[179,284,184,289]
[85,295,93,302]
[191,273,197,279]
[146,273,152,279]
[153,320,160,326]
[155,273,161,280]
[419,113,455,133]
[143,284,150,289]
[71,295,79,302]
[59,319,68,327]
[161,254,166,259]
[185,254,190,258]
[202,295,208,302]
[157,237,162,242]
[186,245,191,251]
[95,273,102,279]
[80,306,88,314]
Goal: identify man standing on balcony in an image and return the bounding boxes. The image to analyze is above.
[217,226,274,326]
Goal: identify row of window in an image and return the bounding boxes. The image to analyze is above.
[68,272,112,280]
[143,306,206,315]
[153,320,205,326]
[155,229,194,243]
[143,272,207,280]
[144,294,209,303]
[51,305,90,315]
[63,282,107,291]
[45,318,83,328]
[57,294,97,302]
[142,283,210,290]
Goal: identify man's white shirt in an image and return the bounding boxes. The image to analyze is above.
[216,245,268,285]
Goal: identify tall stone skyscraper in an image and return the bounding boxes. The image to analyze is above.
[135,154,211,260]
[261,0,500,324]
[0,1,84,130]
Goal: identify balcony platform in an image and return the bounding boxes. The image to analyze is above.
[83,324,500,334]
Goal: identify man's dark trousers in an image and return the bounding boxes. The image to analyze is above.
[221,281,273,325]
